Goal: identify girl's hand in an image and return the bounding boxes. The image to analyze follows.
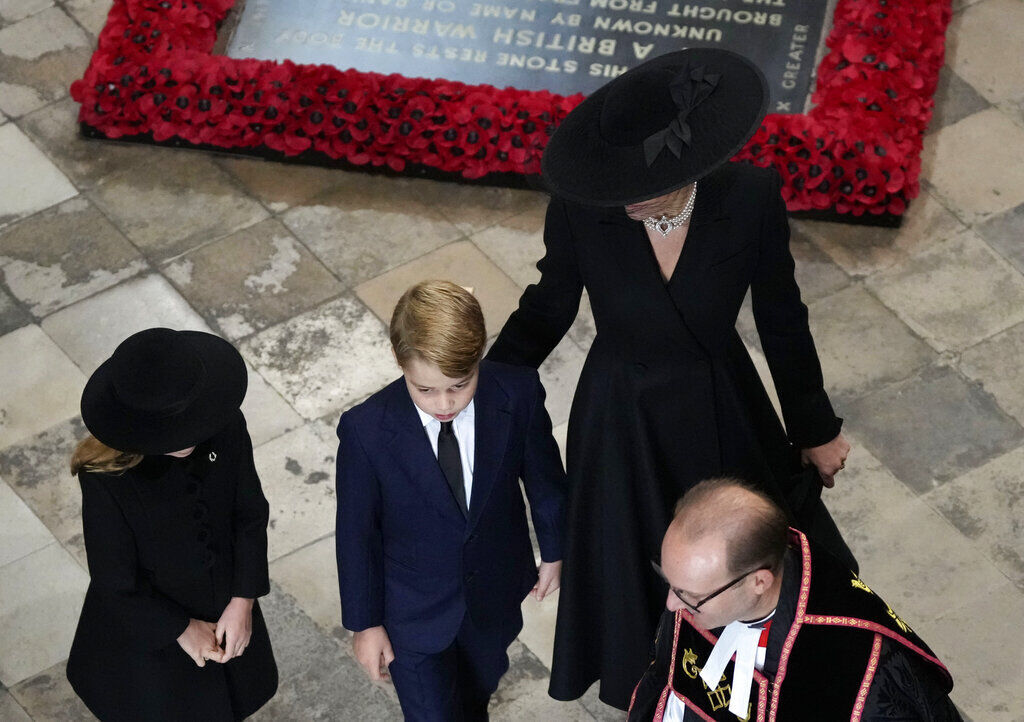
[215,597,254,662]
[177,618,225,667]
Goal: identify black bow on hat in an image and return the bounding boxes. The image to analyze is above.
[644,65,721,167]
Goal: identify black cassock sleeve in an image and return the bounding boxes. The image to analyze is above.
[627,610,675,722]
[862,640,963,722]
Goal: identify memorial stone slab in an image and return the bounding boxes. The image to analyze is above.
[225,0,835,113]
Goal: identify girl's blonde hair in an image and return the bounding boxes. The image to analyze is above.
[390,280,487,378]
[70,435,144,476]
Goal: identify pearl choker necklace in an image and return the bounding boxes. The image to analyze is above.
[642,183,697,236]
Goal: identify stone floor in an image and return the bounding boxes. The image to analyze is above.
[2,0,1024,719]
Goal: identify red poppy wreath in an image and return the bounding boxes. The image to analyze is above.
[71,0,952,219]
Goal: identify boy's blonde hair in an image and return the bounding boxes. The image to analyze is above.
[390,280,486,378]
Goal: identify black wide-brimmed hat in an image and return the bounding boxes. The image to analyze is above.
[542,48,768,207]
[81,328,248,455]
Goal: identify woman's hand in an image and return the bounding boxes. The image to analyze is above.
[177,618,225,667]
[801,433,851,488]
[353,626,395,682]
[215,597,253,662]
[531,560,562,601]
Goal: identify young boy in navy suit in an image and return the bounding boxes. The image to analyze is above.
[336,280,566,721]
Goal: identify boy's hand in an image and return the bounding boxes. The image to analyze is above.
[353,626,395,682]
[531,560,562,601]
[801,433,851,488]
[216,596,254,662]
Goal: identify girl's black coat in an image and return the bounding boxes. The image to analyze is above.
[487,162,842,709]
[67,413,277,721]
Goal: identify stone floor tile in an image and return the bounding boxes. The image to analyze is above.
[470,204,546,289]
[0,542,88,686]
[806,285,935,401]
[17,98,165,191]
[919,109,1024,225]
[928,65,992,132]
[960,321,1024,426]
[8,661,95,721]
[268,534,341,637]
[61,0,112,37]
[946,0,1024,106]
[0,0,52,23]
[400,177,547,235]
[843,497,1008,625]
[40,274,207,372]
[975,201,1024,275]
[741,339,782,421]
[280,177,462,287]
[253,585,401,721]
[842,364,1024,494]
[0,284,29,334]
[517,589,559,671]
[579,683,626,721]
[567,291,596,351]
[925,446,1024,589]
[0,324,85,449]
[538,335,587,428]
[253,422,337,562]
[241,294,395,420]
[86,154,269,262]
[0,476,53,566]
[0,7,91,118]
[795,191,966,277]
[0,197,147,317]
[355,240,523,335]
[786,223,851,301]
[241,369,303,448]
[866,231,1024,352]
[0,690,31,721]
[0,416,89,567]
[216,156,356,214]
[821,435,919,538]
[164,218,344,341]
[491,640,593,722]
[996,95,1024,131]
[0,123,77,228]
[915,581,1024,722]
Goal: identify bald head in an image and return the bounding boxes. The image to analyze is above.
[666,478,788,576]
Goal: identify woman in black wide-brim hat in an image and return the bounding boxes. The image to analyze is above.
[66,328,277,721]
[487,48,855,709]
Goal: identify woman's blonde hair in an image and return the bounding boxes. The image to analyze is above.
[390,280,487,378]
[70,435,143,476]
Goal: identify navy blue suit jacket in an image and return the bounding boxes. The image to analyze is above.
[335,360,567,654]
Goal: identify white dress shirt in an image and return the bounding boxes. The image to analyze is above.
[414,400,475,509]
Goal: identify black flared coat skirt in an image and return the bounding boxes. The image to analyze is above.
[487,163,845,710]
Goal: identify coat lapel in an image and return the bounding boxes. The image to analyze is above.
[382,384,466,527]
[466,365,512,536]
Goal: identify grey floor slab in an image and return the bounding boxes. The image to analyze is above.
[8,662,95,721]
[975,201,1024,274]
[842,364,1024,493]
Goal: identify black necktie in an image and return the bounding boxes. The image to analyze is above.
[438,421,467,516]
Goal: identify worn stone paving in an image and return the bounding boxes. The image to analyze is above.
[1,1,1023,719]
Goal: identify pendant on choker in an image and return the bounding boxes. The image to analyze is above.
[642,183,697,237]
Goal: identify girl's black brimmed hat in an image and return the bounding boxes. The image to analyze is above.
[541,48,769,207]
[81,328,247,455]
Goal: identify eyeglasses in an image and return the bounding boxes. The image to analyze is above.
[651,559,771,613]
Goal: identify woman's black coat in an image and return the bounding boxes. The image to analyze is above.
[487,162,843,709]
[67,412,277,721]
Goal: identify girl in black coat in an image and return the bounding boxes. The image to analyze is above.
[67,328,277,721]
[487,49,854,710]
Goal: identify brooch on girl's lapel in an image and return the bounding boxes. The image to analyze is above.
[208,451,217,463]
